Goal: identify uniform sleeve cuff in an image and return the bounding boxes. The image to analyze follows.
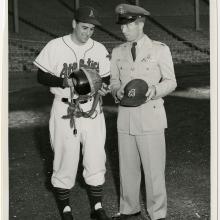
[152,85,158,99]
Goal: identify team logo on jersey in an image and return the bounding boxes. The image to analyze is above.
[128,89,136,98]
[89,10,94,17]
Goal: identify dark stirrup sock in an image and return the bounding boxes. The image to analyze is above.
[87,184,103,209]
[54,187,71,212]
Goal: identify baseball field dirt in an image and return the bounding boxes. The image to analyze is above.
[8,63,210,220]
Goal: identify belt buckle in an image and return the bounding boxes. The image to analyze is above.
[61,98,68,103]
[61,98,75,103]
[61,98,88,104]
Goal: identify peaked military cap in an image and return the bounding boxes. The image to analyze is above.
[120,79,148,107]
[75,6,101,26]
[115,4,150,24]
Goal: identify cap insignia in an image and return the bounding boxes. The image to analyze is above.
[89,9,94,17]
[128,89,136,98]
[118,6,126,14]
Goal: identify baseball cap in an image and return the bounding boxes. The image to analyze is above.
[115,4,150,25]
[74,6,101,26]
[120,79,148,107]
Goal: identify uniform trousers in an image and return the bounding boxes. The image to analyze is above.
[49,98,106,189]
[118,131,167,220]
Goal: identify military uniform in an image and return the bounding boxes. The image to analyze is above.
[110,4,177,220]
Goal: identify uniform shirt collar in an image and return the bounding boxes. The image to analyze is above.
[130,35,152,57]
[135,34,151,49]
[66,34,93,49]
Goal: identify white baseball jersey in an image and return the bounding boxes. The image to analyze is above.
[34,34,110,98]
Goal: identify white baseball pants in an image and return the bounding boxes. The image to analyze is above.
[49,98,106,189]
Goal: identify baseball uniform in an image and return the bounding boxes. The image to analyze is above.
[34,34,110,189]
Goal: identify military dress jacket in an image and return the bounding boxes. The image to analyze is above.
[110,35,177,135]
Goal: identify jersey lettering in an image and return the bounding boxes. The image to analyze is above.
[60,58,99,78]
[60,63,78,78]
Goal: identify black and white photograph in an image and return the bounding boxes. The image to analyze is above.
[1,0,217,219]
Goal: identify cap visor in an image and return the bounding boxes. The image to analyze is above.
[77,18,101,26]
[120,96,147,107]
[116,20,130,25]
[90,19,101,26]
[116,17,137,25]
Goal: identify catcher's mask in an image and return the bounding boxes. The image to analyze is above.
[69,67,102,96]
[62,67,103,135]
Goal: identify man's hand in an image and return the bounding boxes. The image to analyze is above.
[63,77,75,87]
[145,85,156,101]
[116,87,124,100]
[98,83,110,96]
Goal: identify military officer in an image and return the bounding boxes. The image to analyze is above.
[110,4,177,220]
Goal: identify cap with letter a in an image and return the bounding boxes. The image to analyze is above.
[75,6,101,26]
[120,79,148,107]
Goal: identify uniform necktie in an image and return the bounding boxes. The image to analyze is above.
[131,42,137,61]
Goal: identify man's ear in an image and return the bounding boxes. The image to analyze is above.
[72,19,76,29]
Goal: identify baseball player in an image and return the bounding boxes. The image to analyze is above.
[33,6,111,220]
[110,4,177,220]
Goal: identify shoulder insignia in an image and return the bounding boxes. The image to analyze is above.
[152,40,166,47]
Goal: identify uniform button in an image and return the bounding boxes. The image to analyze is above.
[153,106,156,109]
[131,67,135,71]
